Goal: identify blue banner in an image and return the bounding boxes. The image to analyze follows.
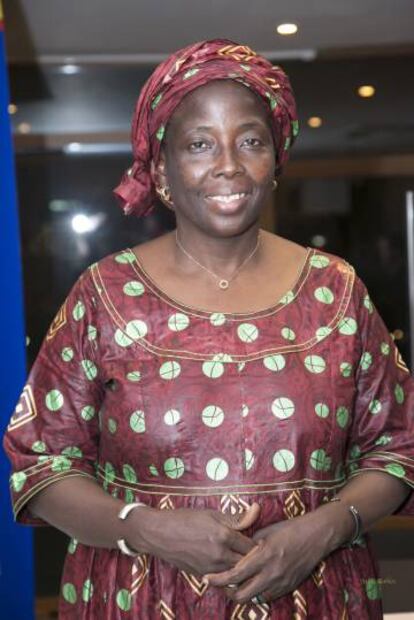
[0,5,34,619]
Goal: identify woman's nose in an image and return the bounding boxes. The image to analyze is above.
[213,145,244,177]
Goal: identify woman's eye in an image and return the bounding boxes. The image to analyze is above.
[188,140,210,151]
[242,137,263,147]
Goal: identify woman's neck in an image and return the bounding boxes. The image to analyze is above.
[173,222,262,279]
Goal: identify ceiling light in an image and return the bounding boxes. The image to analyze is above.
[308,116,322,128]
[357,85,375,98]
[65,142,82,153]
[71,213,105,234]
[60,64,80,75]
[8,103,18,114]
[17,122,31,134]
[71,214,95,234]
[276,23,298,36]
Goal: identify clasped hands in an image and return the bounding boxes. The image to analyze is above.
[202,502,325,605]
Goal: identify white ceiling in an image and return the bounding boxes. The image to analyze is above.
[4,0,414,63]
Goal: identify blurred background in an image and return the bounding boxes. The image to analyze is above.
[2,0,414,617]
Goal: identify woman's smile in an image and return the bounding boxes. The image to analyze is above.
[205,191,250,214]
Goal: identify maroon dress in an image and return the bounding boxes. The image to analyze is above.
[4,246,414,619]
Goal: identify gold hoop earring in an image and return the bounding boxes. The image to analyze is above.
[272,179,278,191]
[155,185,174,210]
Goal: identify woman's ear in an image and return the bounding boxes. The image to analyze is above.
[151,149,168,189]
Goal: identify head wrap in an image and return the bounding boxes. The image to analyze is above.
[114,39,299,216]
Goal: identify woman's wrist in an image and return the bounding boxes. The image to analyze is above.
[121,504,157,555]
[307,501,356,556]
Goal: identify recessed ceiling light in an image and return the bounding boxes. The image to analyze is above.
[308,116,322,128]
[276,23,298,36]
[17,122,31,134]
[8,103,18,114]
[66,142,82,153]
[60,64,80,75]
[358,85,375,98]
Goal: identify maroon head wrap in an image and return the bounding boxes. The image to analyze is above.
[114,39,299,217]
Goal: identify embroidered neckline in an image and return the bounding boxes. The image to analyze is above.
[127,245,314,321]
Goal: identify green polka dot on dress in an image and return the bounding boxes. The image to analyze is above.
[315,326,332,341]
[164,409,181,426]
[359,352,372,371]
[114,250,135,264]
[72,301,86,321]
[304,355,326,374]
[263,354,286,372]
[168,313,190,332]
[130,410,146,433]
[272,449,295,472]
[81,405,95,421]
[336,406,349,428]
[244,448,255,470]
[61,347,74,362]
[237,323,259,343]
[338,317,358,336]
[395,384,405,404]
[310,449,332,472]
[82,579,94,603]
[384,463,406,478]
[122,463,137,483]
[32,440,47,453]
[45,389,64,411]
[123,281,145,296]
[51,456,72,473]
[340,362,353,378]
[160,361,181,380]
[87,325,97,340]
[314,287,334,304]
[281,327,296,341]
[210,312,226,326]
[61,446,83,458]
[202,405,224,428]
[116,589,131,611]
[11,471,27,492]
[315,403,330,418]
[164,457,185,479]
[202,360,224,379]
[310,255,330,269]
[369,400,382,414]
[81,359,98,381]
[206,457,229,481]
[271,397,295,419]
[62,583,77,604]
[104,462,116,483]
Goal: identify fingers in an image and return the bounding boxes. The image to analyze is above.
[204,542,262,587]
[232,502,261,531]
[227,574,267,603]
[228,529,257,555]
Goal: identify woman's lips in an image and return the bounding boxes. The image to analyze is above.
[205,192,249,213]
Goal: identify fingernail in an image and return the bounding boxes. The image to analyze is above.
[202,576,209,585]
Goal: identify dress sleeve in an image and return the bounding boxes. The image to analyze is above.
[345,275,414,516]
[3,268,104,525]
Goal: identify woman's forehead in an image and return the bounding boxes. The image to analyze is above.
[168,79,270,129]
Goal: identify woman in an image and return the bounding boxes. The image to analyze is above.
[4,39,414,619]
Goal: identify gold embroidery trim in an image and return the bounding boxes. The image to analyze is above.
[90,256,355,362]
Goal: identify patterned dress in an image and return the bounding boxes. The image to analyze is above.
[4,246,414,619]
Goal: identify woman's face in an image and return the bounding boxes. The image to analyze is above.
[159,80,276,237]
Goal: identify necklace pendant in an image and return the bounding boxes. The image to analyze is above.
[219,279,229,290]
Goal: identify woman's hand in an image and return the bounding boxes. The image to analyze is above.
[203,512,328,604]
[127,503,260,577]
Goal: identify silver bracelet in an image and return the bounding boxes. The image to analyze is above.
[117,501,147,556]
[329,497,362,545]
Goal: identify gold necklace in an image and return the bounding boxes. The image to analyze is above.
[175,230,261,290]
